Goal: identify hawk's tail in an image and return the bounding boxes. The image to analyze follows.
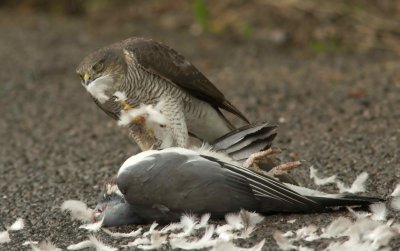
[211,121,277,162]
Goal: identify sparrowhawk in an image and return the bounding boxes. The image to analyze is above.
[76,37,249,150]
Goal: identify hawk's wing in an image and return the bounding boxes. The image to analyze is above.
[92,98,117,120]
[122,38,249,124]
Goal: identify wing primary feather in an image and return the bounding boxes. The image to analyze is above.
[217,160,318,205]
[224,169,308,205]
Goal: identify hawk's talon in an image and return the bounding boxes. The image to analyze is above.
[116,99,133,110]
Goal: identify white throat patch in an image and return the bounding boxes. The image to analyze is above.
[85,75,113,103]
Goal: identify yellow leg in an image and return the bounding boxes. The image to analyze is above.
[116,99,133,110]
[133,116,146,125]
[147,128,154,138]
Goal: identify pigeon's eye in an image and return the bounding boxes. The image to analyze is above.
[92,61,104,72]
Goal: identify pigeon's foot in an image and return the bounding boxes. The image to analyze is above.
[243,147,282,168]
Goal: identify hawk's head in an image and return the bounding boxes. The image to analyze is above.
[76,47,127,103]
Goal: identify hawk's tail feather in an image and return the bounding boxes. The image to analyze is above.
[212,121,277,161]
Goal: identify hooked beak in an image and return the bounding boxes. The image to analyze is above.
[83,73,91,86]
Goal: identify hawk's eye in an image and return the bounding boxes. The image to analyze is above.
[92,61,105,72]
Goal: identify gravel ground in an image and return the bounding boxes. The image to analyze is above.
[1,12,400,250]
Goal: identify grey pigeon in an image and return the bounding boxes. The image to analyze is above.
[94,147,382,226]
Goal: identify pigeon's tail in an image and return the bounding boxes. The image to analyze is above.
[306,194,384,210]
[211,121,277,162]
[258,193,384,214]
[277,183,385,213]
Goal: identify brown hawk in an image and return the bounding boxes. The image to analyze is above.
[76,37,248,150]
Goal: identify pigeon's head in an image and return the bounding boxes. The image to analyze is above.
[94,185,143,226]
[76,45,127,103]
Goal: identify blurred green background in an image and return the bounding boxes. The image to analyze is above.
[1,0,400,54]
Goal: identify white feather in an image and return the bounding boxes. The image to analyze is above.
[282,231,294,238]
[390,183,400,197]
[22,241,39,246]
[117,109,134,126]
[309,166,337,186]
[30,241,61,251]
[88,235,117,251]
[346,206,371,218]
[274,209,400,251]
[79,217,103,232]
[341,217,381,243]
[113,91,127,102]
[240,210,264,226]
[212,239,265,251]
[67,236,117,251]
[370,203,387,221]
[392,223,400,234]
[147,100,167,124]
[225,212,244,230]
[386,218,394,227]
[391,196,400,211]
[61,200,94,223]
[67,240,93,250]
[195,213,211,229]
[102,227,142,238]
[170,225,215,250]
[273,231,297,251]
[295,225,319,241]
[237,225,257,239]
[137,232,167,250]
[217,230,235,241]
[0,231,10,244]
[160,222,183,233]
[216,224,235,237]
[117,101,170,146]
[143,222,159,237]
[105,184,123,197]
[336,172,369,193]
[121,237,150,247]
[85,75,113,103]
[321,217,352,238]
[365,224,396,249]
[8,218,24,231]
[170,214,197,238]
[298,246,314,251]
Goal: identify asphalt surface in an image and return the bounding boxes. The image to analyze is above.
[1,13,400,250]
